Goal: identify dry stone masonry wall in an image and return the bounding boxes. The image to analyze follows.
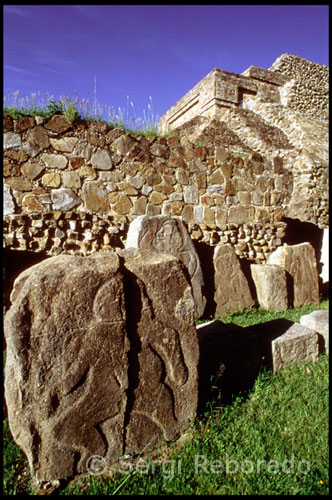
[3,53,329,266]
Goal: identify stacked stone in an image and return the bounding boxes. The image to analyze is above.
[3,103,328,256]
[270,54,329,120]
[3,212,126,255]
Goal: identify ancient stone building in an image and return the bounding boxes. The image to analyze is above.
[3,54,329,312]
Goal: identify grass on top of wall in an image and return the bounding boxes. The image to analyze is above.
[3,91,165,137]
[3,299,329,496]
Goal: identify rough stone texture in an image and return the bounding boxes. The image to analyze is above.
[4,250,199,481]
[4,253,129,481]
[119,248,199,455]
[213,243,254,317]
[300,310,329,354]
[2,54,329,265]
[126,215,206,318]
[271,322,319,373]
[250,264,288,311]
[4,185,16,215]
[51,189,81,211]
[267,243,319,307]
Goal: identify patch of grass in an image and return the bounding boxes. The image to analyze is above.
[3,90,165,135]
[220,299,329,327]
[3,419,32,495]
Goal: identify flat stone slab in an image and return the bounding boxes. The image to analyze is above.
[126,215,206,318]
[250,264,288,311]
[213,243,254,317]
[300,310,329,354]
[267,243,319,307]
[271,322,319,373]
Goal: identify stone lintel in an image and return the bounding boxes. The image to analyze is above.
[241,65,290,86]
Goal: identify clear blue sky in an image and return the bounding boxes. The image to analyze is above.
[3,5,329,123]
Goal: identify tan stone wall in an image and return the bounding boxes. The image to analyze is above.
[270,54,328,120]
[3,112,328,260]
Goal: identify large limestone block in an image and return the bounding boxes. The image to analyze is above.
[213,243,254,317]
[4,253,129,481]
[267,243,319,307]
[126,215,206,318]
[300,310,329,354]
[250,264,288,311]
[120,248,199,456]
[272,323,319,373]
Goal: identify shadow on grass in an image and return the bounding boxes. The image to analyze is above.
[196,318,295,413]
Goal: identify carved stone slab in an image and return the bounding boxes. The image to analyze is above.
[4,253,129,481]
[267,243,319,307]
[4,250,199,481]
[119,248,199,456]
[213,243,254,317]
[250,264,288,311]
[126,215,206,318]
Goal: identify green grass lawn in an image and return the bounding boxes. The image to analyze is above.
[3,301,329,495]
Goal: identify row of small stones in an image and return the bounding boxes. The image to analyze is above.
[3,213,286,261]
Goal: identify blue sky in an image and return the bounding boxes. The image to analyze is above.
[3,5,329,124]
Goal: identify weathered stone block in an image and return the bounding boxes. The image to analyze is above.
[300,310,329,354]
[21,162,45,180]
[91,149,113,170]
[41,153,68,170]
[83,182,109,212]
[51,188,81,211]
[50,137,78,153]
[251,264,288,311]
[44,115,71,133]
[4,132,22,150]
[267,243,319,307]
[4,184,15,215]
[120,249,199,455]
[272,323,319,373]
[4,253,129,481]
[30,126,50,149]
[5,250,199,482]
[126,215,206,317]
[213,243,254,317]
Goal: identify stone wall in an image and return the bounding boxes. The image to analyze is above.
[3,109,328,261]
[270,54,329,120]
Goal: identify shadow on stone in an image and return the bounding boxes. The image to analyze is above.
[196,318,294,413]
[194,241,216,319]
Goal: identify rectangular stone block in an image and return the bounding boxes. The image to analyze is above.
[300,310,329,354]
[251,264,288,311]
[272,323,319,373]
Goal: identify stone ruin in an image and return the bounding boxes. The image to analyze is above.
[3,52,329,485]
[4,217,329,484]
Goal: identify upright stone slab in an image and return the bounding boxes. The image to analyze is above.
[213,243,254,317]
[126,215,206,318]
[120,248,199,456]
[271,323,319,373]
[267,243,319,307]
[4,253,129,481]
[300,310,329,354]
[250,264,288,311]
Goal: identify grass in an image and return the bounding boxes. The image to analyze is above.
[3,300,328,495]
[3,90,162,136]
